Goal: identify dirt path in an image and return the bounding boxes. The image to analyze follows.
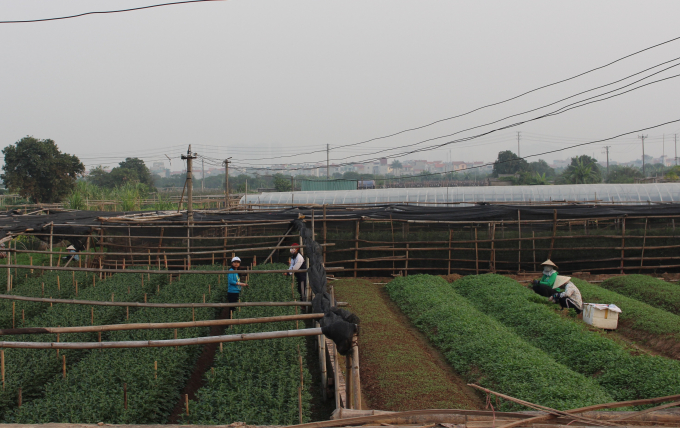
[167,308,229,423]
[333,278,484,411]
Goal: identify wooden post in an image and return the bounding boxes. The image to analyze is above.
[474,227,479,275]
[548,209,557,260]
[405,243,409,276]
[517,210,522,273]
[354,220,359,278]
[6,246,10,292]
[12,302,15,328]
[49,223,54,267]
[99,228,104,280]
[351,334,362,410]
[91,307,94,325]
[62,354,66,378]
[490,223,496,273]
[185,394,189,416]
[390,215,396,273]
[639,218,648,272]
[323,205,327,265]
[223,225,228,266]
[1,349,4,391]
[620,217,626,274]
[154,360,158,379]
[316,321,328,401]
[298,386,303,423]
[532,230,536,272]
[447,229,452,275]
[345,351,353,409]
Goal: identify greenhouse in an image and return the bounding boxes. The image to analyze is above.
[241,183,680,207]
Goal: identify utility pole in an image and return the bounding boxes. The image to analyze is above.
[639,135,648,177]
[517,131,521,158]
[675,134,678,166]
[602,146,611,176]
[326,144,330,180]
[201,159,205,192]
[223,158,231,210]
[181,146,197,224]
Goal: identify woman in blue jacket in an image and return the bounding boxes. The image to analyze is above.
[227,256,248,316]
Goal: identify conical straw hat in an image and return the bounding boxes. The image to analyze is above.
[553,275,571,289]
[541,259,557,268]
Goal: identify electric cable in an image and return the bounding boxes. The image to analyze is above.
[0,0,224,24]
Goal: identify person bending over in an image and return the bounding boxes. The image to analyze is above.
[531,259,560,297]
[549,275,583,314]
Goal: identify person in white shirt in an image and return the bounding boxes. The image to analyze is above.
[284,243,307,297]
[549,275,583,314]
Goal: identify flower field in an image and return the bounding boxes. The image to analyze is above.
[184,264,313,425]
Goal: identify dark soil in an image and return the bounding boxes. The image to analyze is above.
[334,278,484,411]
[166,307,229,424]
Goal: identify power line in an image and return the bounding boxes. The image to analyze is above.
[0,0,224,24]
[235,71,680,172]
[231,36,680,163]
[237,57,680,165]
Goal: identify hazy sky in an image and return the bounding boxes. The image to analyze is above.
[1,0,680,175]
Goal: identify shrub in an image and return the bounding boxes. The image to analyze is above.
[386,275,612,410]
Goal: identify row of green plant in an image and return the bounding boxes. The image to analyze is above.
[6,268,224,424]
[385,275,612,410]
[0,271,93,329]
[184,264,312,425]
[0,272,163,418]
[598,275,680,315]
[451,274,680,403]
[572,278,680,342]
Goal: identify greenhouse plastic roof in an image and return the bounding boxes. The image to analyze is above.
[242,183,680,206]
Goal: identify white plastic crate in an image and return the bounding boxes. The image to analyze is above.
[583,303,621,329]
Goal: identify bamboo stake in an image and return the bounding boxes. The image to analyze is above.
[490,223,496,273]
[298,386,303,424]
[62,355,66,378]
[17,387,21,407]
[474,227,479,275]
[91,307,94,325]
[1,349,4,391]
[548,209,557,259]
[57,275,60,291]
[517,210,521,273]
[12,302,15,328]
[621,218,626,274]
[354,220,359,278]
[532,230,536,271]
[404,243,409,276]
[351,334,361,410]
[49,223,54,267]
[323,204,327,265]
[154,360,157,379]
[640,218,648,272]
[124,383,128,410]
[447,229,452,275]
[185,393,189,415]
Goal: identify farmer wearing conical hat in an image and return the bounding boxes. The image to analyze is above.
[531,259,560,297]
[549,275,583,314]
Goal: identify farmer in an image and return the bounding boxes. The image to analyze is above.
[549,275,583,314]
[531,259,560,298]
[62,245,80,264]
[284,243,307,298]
[227,256,248,316]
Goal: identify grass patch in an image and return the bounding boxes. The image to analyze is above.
[599,275,680,315]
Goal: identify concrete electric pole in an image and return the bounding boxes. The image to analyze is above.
[181,146,197,224]
[602,146,611,177]
[223,158,231,210]
[638,135,648,176]
[517,131,521,158]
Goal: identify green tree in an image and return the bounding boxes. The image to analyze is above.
[273,174,292,192]
[561,156,602,184]
[1,136,84,203]
[605,165,643,183]
[527,159,555,178]
[390,160,402,174]
[492,151,528,177]
[87,158,154,189]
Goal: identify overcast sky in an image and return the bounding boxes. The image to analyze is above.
[1,0,679,174]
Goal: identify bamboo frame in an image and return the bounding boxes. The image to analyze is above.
[0,327,323,349]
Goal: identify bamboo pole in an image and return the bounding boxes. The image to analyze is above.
[124,383,128,410]
[447,229,452,275]
[49,223,53,267]
[532,230,536,271]
[1,349,4,391]
[517,210,521,273]
[316,321,328,401]
[548,209,557,259]
[474,227,479,275]
[621,217,626,274]
[345,351,353,409]
[6,243,10,292]
[0,294,346,309]
[640,218,648,272]
[351,334,361,410]
[3,264,342,275]
[354,220,359,278]
[323,204,327,265]
[490,223,496,273]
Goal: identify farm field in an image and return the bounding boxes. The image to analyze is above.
[332,278,483,411]
[598,274,680,315]
[184,264,313,426]
[0,264,322,425]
